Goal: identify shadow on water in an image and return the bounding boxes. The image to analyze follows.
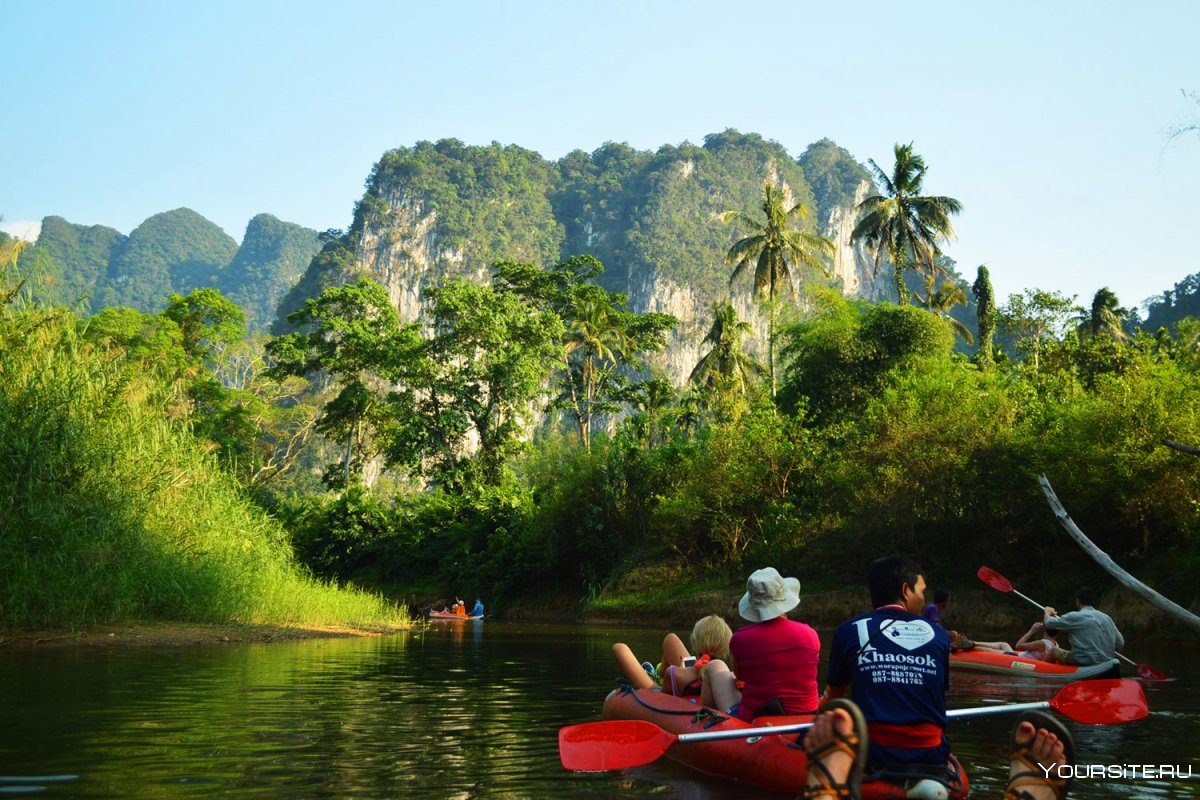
[0,623,1196,797]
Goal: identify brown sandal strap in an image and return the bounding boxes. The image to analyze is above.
[1005,768,1069,800]
[800,733,861,799]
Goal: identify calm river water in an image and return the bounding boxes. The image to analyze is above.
[0,621,1196,798]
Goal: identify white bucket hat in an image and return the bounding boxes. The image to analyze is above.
[738,567,801,622]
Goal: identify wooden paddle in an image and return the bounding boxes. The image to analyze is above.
[976,566,1170,681]
[559,679,1148,772]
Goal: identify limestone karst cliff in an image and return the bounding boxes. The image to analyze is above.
[283,131,887,384]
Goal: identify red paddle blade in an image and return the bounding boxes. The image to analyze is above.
[559,720,676,771]
[1050,679,1148,724]
[977,566,1014,592]
[1136,663,1173,682]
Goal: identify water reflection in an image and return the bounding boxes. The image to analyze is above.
[0,625,1195,798]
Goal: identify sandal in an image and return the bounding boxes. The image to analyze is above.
[1005,710,1075,800]
[800,698,868,799]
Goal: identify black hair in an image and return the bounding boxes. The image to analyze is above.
[933,588,950,604]
[867,556,926,608]
[1076,587,1095,606]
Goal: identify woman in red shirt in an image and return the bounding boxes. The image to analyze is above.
[705,567,820,720]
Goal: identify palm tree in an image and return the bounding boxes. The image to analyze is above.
[851,143,962,304]
[918,281,974,344]
[562,297,636,450]
[1077,287,1130,341]
[689,299,766,395]
[719,183,834,397]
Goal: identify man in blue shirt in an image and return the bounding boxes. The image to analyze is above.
[823,556,953,777]
[471,598,485,617]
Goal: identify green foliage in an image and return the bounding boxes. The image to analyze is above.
[396,279,564,487]
[0,308,406,630]
[798,138,873,229]
[363,139,564,271]
[998,288,1081,372]
[1143,271,1200,333]
[223,214,322,330]
[163,287,247,364]
[972,265,996,368]
[268,277,412,488]
[16,216,122,310]
[852,143,963,304]
[95,208,238,312]
[778,290,955,422]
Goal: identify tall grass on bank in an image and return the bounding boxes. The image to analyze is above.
[0,310,407,630]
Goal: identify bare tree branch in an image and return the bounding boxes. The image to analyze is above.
[1038,475,1200,633]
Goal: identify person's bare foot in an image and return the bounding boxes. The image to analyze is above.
[1007,716,1072,799]
[800,700,865,800]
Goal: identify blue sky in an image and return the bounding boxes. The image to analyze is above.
[3,0,1198,311]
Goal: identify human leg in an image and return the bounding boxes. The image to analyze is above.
[612,642,655,690]
[1005,710,1074,800]
[799,698,867,800]
[974,640,1016,653]
[660,632,689,668]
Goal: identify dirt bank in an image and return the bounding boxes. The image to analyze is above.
[0,621,406,650]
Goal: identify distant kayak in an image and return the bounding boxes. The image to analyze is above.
[950,650,1119,680]
[429,611,484,621]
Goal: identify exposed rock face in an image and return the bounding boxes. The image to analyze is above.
[356,194,455,325]
[824,179,888,301]
[295,133,887,386]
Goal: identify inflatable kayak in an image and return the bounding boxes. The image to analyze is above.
[602,686,969,798]
[950,650,1119,680]
[429,611,483,621]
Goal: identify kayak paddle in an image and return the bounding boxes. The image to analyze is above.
[559,679,1147,771]
[976,566,1171,681]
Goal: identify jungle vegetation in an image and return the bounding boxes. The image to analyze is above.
[5,136,1200,631]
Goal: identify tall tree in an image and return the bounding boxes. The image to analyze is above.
[266,277,413,489]
[689,299,765,396]
[417,279,564,487]
[921,281,974,344]
[998,289,1080,372]
[1077,287,1130,341]
[719,183,834,398]
[495,255,675,450]
[851,143,962,305]
[972,265,996,369]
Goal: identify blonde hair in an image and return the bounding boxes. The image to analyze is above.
[690,615,732,660]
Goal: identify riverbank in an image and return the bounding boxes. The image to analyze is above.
[0,621,409,650]
[503,575,1193,638]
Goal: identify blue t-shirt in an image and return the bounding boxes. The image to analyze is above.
[921,603,942,626]
[471,601,484,617]
[828,609,951,767]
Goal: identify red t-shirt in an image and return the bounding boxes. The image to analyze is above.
[729,616,821,720]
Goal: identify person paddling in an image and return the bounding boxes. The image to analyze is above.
[1043,587,1123,679]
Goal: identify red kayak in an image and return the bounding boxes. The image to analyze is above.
[602,686,969,798]
[950,650,1119,681]
[429,611,483,621]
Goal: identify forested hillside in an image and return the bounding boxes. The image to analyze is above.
[16,209,320,328]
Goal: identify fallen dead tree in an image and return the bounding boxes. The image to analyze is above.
[1163,438,1200,457]
[1038,475,1200,635]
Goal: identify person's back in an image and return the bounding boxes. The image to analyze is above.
[471,599,484,617]
[824,556,951,773]
[729,615,820,718]
[1044,589,1122,672]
